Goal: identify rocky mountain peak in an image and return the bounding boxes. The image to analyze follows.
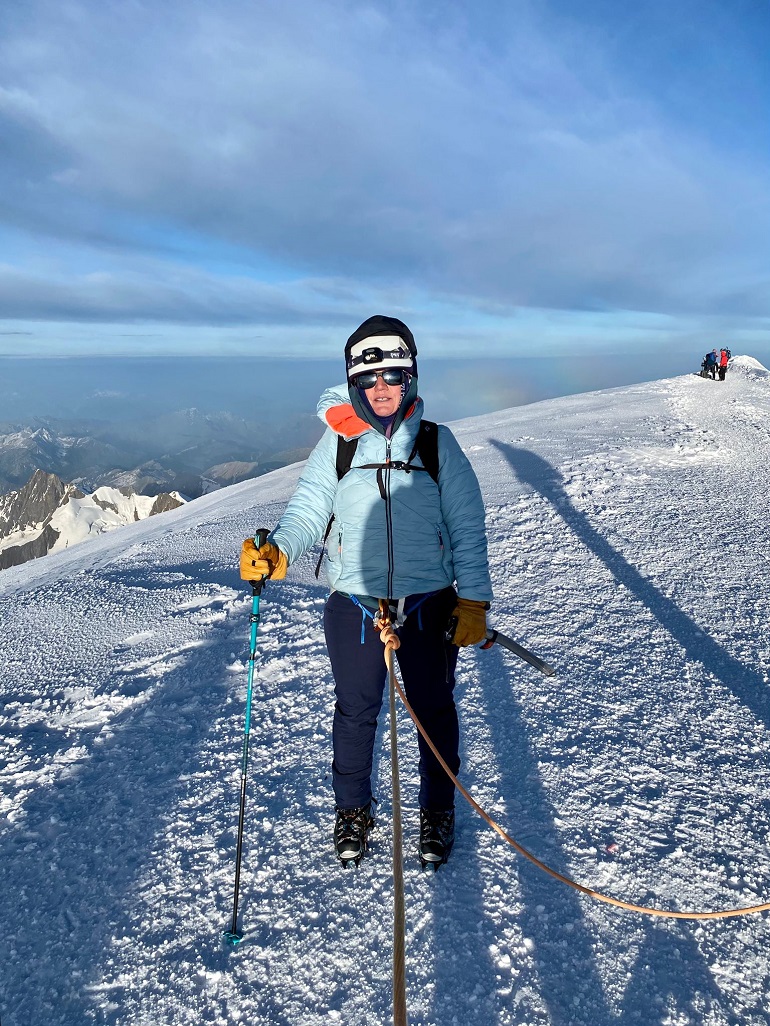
[0,469,84,537]
[0,471,185,572]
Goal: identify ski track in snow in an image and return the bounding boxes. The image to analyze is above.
[1,364,770,1025]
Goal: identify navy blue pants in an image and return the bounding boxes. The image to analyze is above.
[324,587,460,813]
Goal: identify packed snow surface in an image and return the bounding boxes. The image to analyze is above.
[2,362,770,1025]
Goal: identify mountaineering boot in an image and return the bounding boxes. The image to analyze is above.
[419,808,455,870]
[334,803,375,867]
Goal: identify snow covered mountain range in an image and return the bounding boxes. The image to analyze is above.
[1,357,769,1026]
[0,469,185,570]
[0,408,318,498]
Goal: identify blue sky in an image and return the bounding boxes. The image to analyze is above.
[0,0,768,359]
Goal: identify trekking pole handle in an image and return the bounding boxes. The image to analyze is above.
[251,528,271,596]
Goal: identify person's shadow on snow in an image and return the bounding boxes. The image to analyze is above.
[484,440,765,1021]
[429,638,620,1026]
[491,441,770,730]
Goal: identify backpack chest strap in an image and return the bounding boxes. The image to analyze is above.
[353,461,430,500]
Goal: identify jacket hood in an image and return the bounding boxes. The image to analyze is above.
[344,315,418,383]
[345,315,417,361]
[317,383,423,441]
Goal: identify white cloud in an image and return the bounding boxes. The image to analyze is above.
[0,0,767,332]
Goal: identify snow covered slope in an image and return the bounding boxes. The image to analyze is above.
[1,362,770,1026]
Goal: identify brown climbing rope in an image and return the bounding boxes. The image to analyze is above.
[376,602,408,1026]
[391,662,770,920]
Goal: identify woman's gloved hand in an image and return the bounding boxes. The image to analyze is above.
[240,539,288,581]
[449,597,490,647]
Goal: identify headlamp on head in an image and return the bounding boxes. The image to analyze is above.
[345,331,416,380]
[362,347,385,365]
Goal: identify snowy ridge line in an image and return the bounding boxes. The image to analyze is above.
[390,655,770,921]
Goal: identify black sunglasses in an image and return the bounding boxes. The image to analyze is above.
[354,368,406,390]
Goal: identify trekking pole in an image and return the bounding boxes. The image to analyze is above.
[481,628,555,677]
[222,528,270,948]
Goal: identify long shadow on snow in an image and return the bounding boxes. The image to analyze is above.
[0,560,312,1026]
[489,441,753,1018]
[414,699,503,1025]
[0,667,225,1023]
[618,919,726,1025]
[491,441,770,733]
[427,654,724,1025]
[439,641,616,1025]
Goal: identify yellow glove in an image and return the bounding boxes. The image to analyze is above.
[450,597,490,647]
[240,538,288,581]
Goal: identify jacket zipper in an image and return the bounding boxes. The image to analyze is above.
[384,440,395,601]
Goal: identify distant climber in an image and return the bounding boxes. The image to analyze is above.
[703,349,719,380]
[718,348,731,381]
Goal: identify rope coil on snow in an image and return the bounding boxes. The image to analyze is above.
[383,635,770,921]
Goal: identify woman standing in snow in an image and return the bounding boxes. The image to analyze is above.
[240,315,493,869]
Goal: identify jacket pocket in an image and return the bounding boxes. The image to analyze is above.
[336,524,344,571]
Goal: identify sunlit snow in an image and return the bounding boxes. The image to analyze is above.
[1,361,770,1025]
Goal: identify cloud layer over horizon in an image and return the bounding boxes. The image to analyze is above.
[1,0,768,355]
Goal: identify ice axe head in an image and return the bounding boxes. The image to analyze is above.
[480,628,498,651]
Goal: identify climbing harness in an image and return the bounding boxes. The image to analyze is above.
[344,591,437,644]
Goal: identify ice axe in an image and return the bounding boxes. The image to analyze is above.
[446,613,555,677]
[481,628,555,676]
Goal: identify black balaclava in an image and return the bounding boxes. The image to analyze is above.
[344,315,419,436]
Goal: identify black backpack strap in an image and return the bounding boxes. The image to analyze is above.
[414,420,440,483]
[336,423,440,482]
[336,436,359,480]
[314,514,335,579]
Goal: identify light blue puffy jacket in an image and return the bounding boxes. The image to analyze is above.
[270,384,493,602]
